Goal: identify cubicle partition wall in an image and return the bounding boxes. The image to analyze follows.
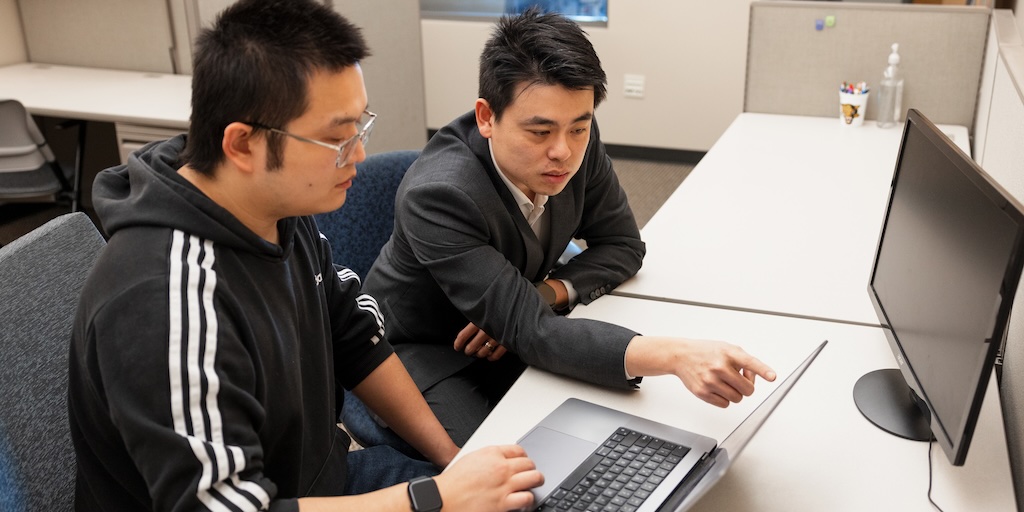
[165,0,430,154]
[974,10,1024,509]
[745,1,989,131]
[4,0,429,208]
[330,0,429,152]
[17,0,177,74]
[747,2,1024,505]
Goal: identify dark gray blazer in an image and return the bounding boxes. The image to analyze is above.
[363,111,646,392]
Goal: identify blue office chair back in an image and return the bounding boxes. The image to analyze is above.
[0,212,106,511]
[0,435,23,512]
[314,150,419,279]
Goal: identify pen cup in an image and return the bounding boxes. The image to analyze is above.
[839,91,869,127]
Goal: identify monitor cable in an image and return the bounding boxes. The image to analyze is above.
[927,438,946,512]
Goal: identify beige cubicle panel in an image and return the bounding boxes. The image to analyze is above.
[15,0,428,164]
[331,0,429,152]
[17,0,176,73]
[0,0,26,66]
[974,11,1024,509]
[164,0,429,154]
[745,1,989,131]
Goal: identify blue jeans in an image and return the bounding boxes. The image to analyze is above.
[342,390,425,459]
[344,445,438,495]
[0,436,24,512]
[341,357,524,451]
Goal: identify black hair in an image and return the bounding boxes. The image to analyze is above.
[478,7,607,120]
[180,0,369,174]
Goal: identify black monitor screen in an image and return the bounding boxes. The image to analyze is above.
[862,109,1024,466]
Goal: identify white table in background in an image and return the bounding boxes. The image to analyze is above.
[613,113,971,327]
[0,62,190,128]
[0,62,191,163]
[457,296,1016,512]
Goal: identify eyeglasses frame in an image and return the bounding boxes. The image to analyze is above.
[245,110,376,168]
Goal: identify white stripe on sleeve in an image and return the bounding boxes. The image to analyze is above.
[356,293,385,345]
[167,231,270,511]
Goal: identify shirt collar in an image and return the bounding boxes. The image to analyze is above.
[488,139,549,219]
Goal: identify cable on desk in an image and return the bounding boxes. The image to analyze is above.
[927,438,945,512]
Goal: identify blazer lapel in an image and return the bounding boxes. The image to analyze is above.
[541,190,578,272]
[509,195,545,281]
[470,133,546,280]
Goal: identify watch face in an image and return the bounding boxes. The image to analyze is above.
[409,477,443,512]
[537,282,557,306]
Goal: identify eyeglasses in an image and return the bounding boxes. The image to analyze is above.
[247,110,376,168]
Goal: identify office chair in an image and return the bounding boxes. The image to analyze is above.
[0,212,106,511]
[0,99,83,211]
[319,150,589,454]
[314,149,420,280]
[313,149,585,278]
[313,150,420,454]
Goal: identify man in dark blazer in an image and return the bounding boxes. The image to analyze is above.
[360,9,775,446]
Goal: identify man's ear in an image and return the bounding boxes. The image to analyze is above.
[222,122,259,174]
[475,98,495,139]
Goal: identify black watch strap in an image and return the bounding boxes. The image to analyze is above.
[408,476,442,512]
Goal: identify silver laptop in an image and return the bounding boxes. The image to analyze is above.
[517,340,827,512]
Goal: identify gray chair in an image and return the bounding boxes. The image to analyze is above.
[0,212,106,511]
[0,99,82,210]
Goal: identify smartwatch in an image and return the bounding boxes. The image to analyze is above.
[408,476,443,512]
[535,280,558,308]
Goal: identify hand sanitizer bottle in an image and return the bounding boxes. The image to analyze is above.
[876,43,903,129]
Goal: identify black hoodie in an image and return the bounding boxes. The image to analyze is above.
[68,136,393,512]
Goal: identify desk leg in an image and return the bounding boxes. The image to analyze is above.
[70,121,87,212]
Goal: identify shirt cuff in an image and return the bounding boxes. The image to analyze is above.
[557,279,578,306]
[623,335,639,383]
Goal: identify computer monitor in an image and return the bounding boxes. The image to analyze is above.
[856,109,1024,466]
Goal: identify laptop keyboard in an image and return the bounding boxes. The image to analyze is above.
[535,427,691,512]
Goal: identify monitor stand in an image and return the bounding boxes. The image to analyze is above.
[853,368,933,441]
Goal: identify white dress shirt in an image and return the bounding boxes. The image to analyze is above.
[489,140,579,305]
[489,141,634,380]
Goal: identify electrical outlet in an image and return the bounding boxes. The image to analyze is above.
[624,74,645,99]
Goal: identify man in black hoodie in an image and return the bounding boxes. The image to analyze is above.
[67,1,542,511]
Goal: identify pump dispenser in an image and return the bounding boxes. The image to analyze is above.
[876,43,904,128]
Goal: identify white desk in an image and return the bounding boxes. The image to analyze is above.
[613,113,971,326]
[0,62,191,128]
[458,296,1017,511]
[0,63,192,164]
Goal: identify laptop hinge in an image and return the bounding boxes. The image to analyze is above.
[655,450,718,512]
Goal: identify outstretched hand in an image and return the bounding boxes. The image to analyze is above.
[436,445,544,511]
[626,337,777,408]
[674,339,776,407]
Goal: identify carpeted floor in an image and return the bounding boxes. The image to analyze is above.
[0,203,78,247]
[0,157,693,247]
[610,158,693,229]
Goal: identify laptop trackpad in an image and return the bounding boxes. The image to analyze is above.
[518,426,599,502]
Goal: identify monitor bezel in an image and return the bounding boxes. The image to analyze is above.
[865,108,1024,466]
